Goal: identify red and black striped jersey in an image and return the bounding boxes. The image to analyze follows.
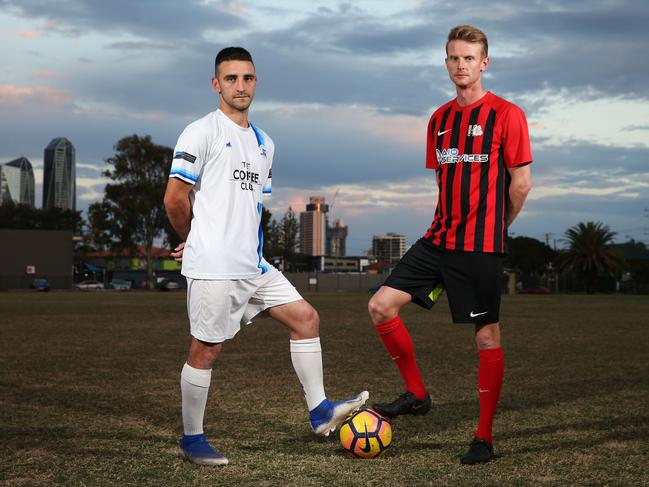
[423,91,532,253]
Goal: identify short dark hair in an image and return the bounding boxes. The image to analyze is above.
[215,47,254,75]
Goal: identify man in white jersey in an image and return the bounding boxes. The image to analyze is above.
[164,47,368,466]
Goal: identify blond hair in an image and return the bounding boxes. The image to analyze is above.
[446,25,488,58]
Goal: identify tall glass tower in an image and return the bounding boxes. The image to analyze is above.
[0,157,35,206]
[43,137,76,210]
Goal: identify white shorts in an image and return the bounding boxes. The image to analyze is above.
[186,266,303,343]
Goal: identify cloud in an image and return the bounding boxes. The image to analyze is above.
[105,41,173,51]
[31,71,68,79]
[251,104,429,187]
[222,1,246,16]
[77,177,108,201]
[0,85,73,106]
[335,23,439,54]
[2,0,648,248]
[531,142,649,178]
[16,28,40,38]
[624,124,649,131]
[1,0,247,39]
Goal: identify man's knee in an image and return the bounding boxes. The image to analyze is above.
[188,338,222,368]
[474,324,501,349]
[368,295,396,323]
[291,302,320,338]
[302,304,320,331]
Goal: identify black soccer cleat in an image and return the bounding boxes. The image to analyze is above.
[460,438,494,465]
[372,391,431,418]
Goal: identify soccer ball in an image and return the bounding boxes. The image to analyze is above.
[339,408,392,458]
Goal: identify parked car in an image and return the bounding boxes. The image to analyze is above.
[157,278,181,291]
[109,279,132,291]
[75,280,104,290]
[31,278,50,292]
[520,286,550,294]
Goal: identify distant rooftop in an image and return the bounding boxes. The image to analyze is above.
[45,137,73,150]
[5,157,32,169]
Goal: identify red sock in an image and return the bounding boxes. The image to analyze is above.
[475,347,504,443]
[375,316,427,399]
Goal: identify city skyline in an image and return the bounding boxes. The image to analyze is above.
[1,1,648,253]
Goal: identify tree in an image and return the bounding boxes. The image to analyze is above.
[555,221,626,293]
[87,135,172,287]
[611,239,649,260]
[506,236,555,274]
[280,206,298,257]
[611,239,649,290]
[266,219,283,256]
[261,206,273,256]
[0,201,83,232]
[258,206,298,259]
[261,206,284,257]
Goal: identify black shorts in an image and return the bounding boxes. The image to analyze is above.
[383,238,503,324]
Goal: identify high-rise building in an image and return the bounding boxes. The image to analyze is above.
[43,137,76,210]
[372,233,406,263]
[330,219,348,257]
[1,157,35,206]
[299,196,329,256]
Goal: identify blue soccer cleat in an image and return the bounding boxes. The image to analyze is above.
[179,433,229,466]
[309,391,370,436]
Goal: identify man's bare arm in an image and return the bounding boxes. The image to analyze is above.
[506,164,532,227]
[164,178,193,260]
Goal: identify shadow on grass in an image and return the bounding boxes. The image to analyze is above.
[500,414,649,446]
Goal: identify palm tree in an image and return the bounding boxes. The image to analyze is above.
[555,221,626,293]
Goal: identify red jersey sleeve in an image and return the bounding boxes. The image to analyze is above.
[502,105,533,168]
[425,115,438,170]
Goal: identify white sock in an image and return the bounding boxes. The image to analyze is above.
[181,363,212,436]
[290,337,327,411]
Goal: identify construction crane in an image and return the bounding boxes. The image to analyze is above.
[329,188,340,215]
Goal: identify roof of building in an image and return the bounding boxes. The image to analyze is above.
[45,137,73,150]
[5,157,33,172]
[365,260,392,271]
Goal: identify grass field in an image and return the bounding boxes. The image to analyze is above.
[1,291,648,486]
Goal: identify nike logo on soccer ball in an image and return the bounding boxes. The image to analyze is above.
[360,424,372,453]
[470,311,488,317]
[437,129,452,136]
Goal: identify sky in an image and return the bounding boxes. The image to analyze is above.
[1,0,648,254]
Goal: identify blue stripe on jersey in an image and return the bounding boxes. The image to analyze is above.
[250,123,265,147]
[263,187,272,194]
[170,169,198,183]
[256,202,270,274]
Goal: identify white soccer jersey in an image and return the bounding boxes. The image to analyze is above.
[170,109,274,279]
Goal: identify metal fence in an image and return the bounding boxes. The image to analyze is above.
[283,273,385,293]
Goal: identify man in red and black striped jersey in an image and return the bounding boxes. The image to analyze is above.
[369,25,532,465]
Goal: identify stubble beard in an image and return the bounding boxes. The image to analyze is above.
[223,93,253,113]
